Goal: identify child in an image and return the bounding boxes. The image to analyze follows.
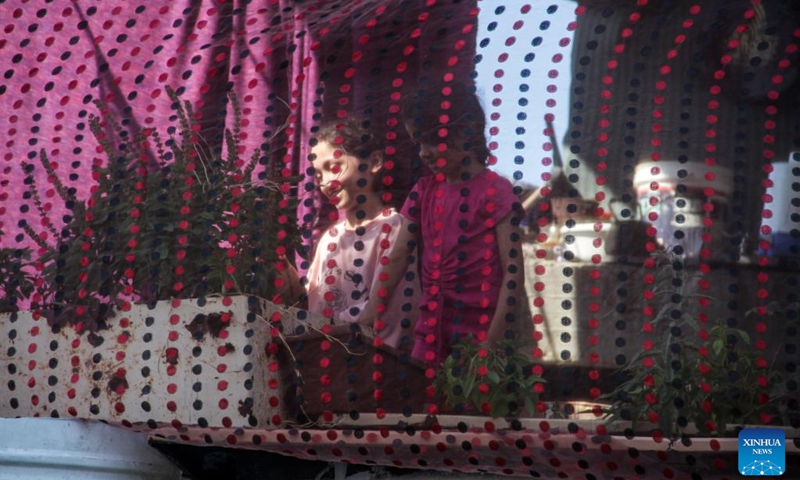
[400,82,528,365]
[302,119,419,351]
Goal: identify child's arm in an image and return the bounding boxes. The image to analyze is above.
[485,210,526,346]
[355,216,418,330]
[275,254,306,307]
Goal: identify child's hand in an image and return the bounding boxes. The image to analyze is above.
[481,330,504,349]
[355,312,375,328]
[274,254,305,306]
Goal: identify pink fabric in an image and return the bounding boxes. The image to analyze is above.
[401,169,519,363]
[306,208,419,351]
[0,0,478,261]
[0,0,318,248]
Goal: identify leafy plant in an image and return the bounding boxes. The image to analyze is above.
[0,230,36,313]
[598,251,798,438]
[21,87,299,329]
[435,336,545,418]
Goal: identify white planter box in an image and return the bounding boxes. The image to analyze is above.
[0,296,307,430]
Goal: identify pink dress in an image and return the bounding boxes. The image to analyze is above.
[306,208,419,351]
[401,169,521,364]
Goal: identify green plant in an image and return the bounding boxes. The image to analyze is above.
[599,252,798,438]
[21,87,299,329]
[435,336,545,418]
[0,230,36,313]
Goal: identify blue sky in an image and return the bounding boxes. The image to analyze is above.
[475,0,576,187]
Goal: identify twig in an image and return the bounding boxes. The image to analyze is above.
[255,305,367,357]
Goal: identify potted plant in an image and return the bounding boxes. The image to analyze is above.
[19,86,298,329]
[1,87,303,430]
[597,251,799,439]
[434,335,546,419]
[0,229,35,313]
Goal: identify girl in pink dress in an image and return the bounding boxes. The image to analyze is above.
[400,82,527,365]
[303,120,419,351]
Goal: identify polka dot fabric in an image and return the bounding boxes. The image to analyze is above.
[1,0,799,478]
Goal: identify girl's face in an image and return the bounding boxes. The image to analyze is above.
[311,141,379,212]
[405,122,465,179]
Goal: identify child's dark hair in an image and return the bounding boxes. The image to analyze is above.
[311,118,383,162]
[310,118,396,201]
[400,81,491,165]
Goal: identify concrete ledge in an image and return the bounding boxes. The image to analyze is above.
[0,418,180,480]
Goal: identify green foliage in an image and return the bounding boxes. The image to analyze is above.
[435,336,544,418]
[0,230,35,313]
[22,87,299,328]
[599,252,799,438]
